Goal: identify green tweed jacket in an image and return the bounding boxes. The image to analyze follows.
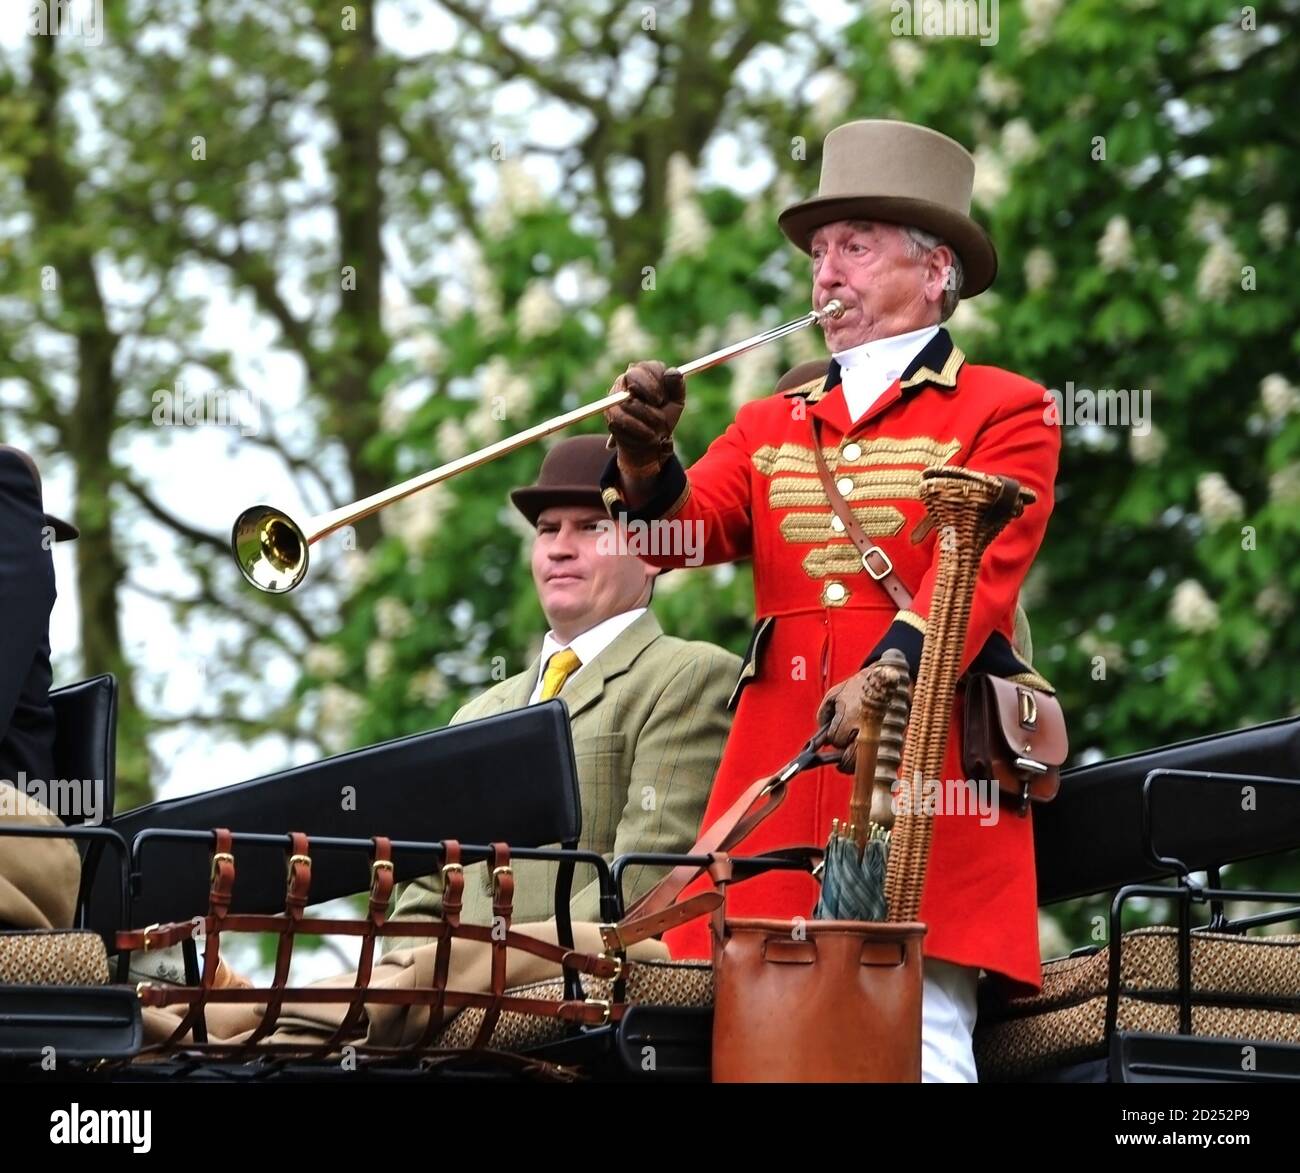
[388,610,739,946]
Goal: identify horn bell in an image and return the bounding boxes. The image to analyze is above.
[232,505,310,594]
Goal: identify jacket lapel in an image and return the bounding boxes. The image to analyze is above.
[808,329,966,438]
[845,327,965,435]
[504,657,542,712]
[557,610,663,720]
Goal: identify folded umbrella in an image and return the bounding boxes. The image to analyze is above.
[814,649,911,922]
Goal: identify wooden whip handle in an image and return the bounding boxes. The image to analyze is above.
[849,648,912,846]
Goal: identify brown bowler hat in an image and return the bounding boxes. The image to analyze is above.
[0,445,79,541]
[509,434,613,526]
[778,120,998,297]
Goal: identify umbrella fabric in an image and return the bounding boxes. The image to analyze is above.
[813,833,887,922]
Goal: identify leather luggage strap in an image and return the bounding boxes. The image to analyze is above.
[607,727,838,951]
[323,836,394,1048]
[472,842,514,1050]
[244,831,314,1045]
[810,416,914,610]
[155,827,235,1048]
[415,838,464,1048]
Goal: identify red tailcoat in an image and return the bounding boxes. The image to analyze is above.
[601,329,1060,994]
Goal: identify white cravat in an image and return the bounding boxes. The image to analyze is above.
[833,324,940,422]
[527,608,647,705]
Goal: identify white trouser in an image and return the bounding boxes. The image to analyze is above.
[921,958,981,1083]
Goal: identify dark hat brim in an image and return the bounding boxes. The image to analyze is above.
[509,485,607,527]
[46,513,78,542]
[777,195,998,298]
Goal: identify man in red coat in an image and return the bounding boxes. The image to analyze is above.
[599,120,1060,1081]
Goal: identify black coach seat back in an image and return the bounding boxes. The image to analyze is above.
[49,674,117,825]
[88,700,581,936]
[1035,715,1300,905]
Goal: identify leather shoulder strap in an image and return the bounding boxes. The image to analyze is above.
[810,416,914,611]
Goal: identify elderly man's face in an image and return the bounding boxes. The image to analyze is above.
[531,505,656,642]
[811,220,951,350]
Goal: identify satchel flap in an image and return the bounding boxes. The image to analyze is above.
[986,676,1068,767]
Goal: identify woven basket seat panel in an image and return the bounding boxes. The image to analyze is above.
[975,927,1300,1080]
[0,931,110,986]
[435,958,713,1052]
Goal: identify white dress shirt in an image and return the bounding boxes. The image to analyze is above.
[527,607,648,705]
[833,324,940,422]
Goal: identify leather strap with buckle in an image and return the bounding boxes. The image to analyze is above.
[810,417,915,610]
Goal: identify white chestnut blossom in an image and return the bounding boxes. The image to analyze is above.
[1097,215,1135,273]
[375,596,414,639]
[305,644,346,679]
[517,279,563,340]
[1169,580,1220,634]
[1000,119,1040,166]
[1269,463,1300,509]
[1129,425,1167,465]
[1196,472,1245,529]
[1195,236,1243,303]
[1260,204,1290,251]
[365,640,394,683]
[483,159,543,235]
[1259,373,1299,422]
[1024,247,1056,292]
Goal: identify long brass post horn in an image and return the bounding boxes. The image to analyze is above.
[232,300,844,592]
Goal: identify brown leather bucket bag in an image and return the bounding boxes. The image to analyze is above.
[709,851,925,1082]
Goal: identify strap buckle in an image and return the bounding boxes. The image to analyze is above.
[584,997,612,1026]
[861,546,894,580]
[598,922,624,952]
[209,852,233,883]
[286,853,311,881]
[1017,686,1039,729]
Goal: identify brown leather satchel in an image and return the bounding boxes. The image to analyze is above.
[963,674,1067,812]
[809,417,1067,816]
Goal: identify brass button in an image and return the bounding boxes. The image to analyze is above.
[830,515,846,533]
[825,581,846,603]
[842,442,862,462]
[836,476,854,495]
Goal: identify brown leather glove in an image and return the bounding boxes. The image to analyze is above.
[604,360,685,479]
[817,662,897,774]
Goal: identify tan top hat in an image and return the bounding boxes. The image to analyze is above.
[778,119,998,298]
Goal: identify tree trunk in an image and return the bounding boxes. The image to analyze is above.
[26,34,151,809]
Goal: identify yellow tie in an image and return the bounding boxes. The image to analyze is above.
[538,648,582,701]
